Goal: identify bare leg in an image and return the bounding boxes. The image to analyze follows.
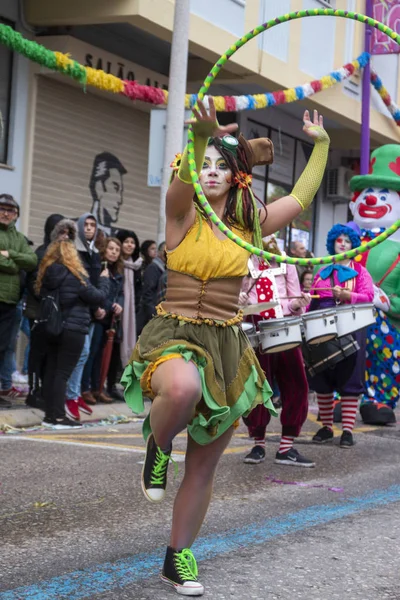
[170,426,234,549]
[150,358,202,450]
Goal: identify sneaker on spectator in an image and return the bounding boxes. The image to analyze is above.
[77,396,93,415]
[81,390,97,405]
[42,417,56,428]
[53,417,82,429]
[65,399,80,421]
[0,387,27,400]
[12,371,28,385]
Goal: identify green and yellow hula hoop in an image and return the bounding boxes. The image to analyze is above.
[187,8,400,266]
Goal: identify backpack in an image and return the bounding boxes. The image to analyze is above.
[34,289,64,338]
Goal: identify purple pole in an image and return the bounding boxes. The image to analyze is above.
[360,0,373,174]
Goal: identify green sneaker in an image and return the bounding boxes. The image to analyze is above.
[161,546,204,596]
[141,434,171,503]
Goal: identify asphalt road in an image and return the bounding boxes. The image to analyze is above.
[1,411,400,600]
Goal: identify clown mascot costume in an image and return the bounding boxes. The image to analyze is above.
[349,145,400,425]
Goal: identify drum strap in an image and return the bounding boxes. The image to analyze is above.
[376,253,400,288]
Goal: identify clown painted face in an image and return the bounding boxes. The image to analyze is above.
[334,234,352,255]
[350,187,400,231]
[199,146,232,200]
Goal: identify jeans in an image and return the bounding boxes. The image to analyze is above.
[42,329,85,419]
[0,302,21,389]
[81,322,104,392]
[65,323,95,400]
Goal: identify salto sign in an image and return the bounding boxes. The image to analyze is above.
[372,0,400,55]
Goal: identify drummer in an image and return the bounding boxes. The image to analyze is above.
[240,235,314,467]
[309,222,374,448]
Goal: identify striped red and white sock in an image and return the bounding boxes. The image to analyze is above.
[341,396,358,432]
[254,437,266,448]
[278,436,294,454]
[317,393,334,431]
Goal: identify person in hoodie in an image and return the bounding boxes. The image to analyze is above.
[25,213,65,408]
[65,213,106,420]
[35,228,109,428]
[0,194,37,407]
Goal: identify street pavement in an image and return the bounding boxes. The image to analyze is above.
[1,408,400,600]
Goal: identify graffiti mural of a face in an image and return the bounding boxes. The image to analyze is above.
[89,152,128,230]
[350,186,400,231]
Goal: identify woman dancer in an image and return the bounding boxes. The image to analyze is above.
[122,99,329,596]
[310,222,374,448]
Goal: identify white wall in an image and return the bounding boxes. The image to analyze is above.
[258,0,291,62]
[0,0,32,219]
[190,0,245,38]
[299,0,336,77]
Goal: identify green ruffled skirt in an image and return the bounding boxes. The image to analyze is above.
[121,314,276,445]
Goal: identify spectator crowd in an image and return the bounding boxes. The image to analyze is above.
[0,193,166,428]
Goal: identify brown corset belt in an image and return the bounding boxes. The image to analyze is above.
[161,270,243,321]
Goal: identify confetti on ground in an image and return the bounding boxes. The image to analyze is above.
[266,476,344,493]
[0,415,144,434]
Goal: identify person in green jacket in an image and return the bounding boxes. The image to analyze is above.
[0,194,37,390]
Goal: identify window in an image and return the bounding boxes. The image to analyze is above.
[247,120,317,254]
[316,0,336,7]
[0,17,14,164]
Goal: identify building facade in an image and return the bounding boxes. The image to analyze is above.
[1,0,399,254]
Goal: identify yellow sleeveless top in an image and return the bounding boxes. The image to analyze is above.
[167,214,252,280]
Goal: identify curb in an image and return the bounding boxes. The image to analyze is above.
[0,402,146,429]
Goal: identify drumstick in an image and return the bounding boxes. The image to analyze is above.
[282,295,320,299]
[246,271,264,295]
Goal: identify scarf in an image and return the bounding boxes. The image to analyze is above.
[319,263,358,283]
[120,256,142,367]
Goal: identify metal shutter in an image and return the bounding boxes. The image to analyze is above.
[29,76,160,246]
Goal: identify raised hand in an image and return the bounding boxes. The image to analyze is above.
[185,98,238,138]
[302,109,329,142]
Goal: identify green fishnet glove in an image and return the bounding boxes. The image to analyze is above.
[290,126,330,210]
[178,121,218,184]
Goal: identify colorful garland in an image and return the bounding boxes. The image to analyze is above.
[0,23,398,128]
[155,53,370,111]
[370,69,400,126]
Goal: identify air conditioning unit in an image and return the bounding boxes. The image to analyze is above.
[326,166,353,202]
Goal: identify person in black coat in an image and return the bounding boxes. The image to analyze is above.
[65,212,106,416]
[24,213,65,407]
[81,237,124,404]
[137,241,166,335]
[36,237,109,428]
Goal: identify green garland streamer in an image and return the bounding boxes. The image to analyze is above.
[0,24,87,85]
[187,8,400,266]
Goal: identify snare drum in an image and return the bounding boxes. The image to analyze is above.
[258,317,302,354]
[242,322,259,349]
[335,303,376,337]
[302,309,337,345]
